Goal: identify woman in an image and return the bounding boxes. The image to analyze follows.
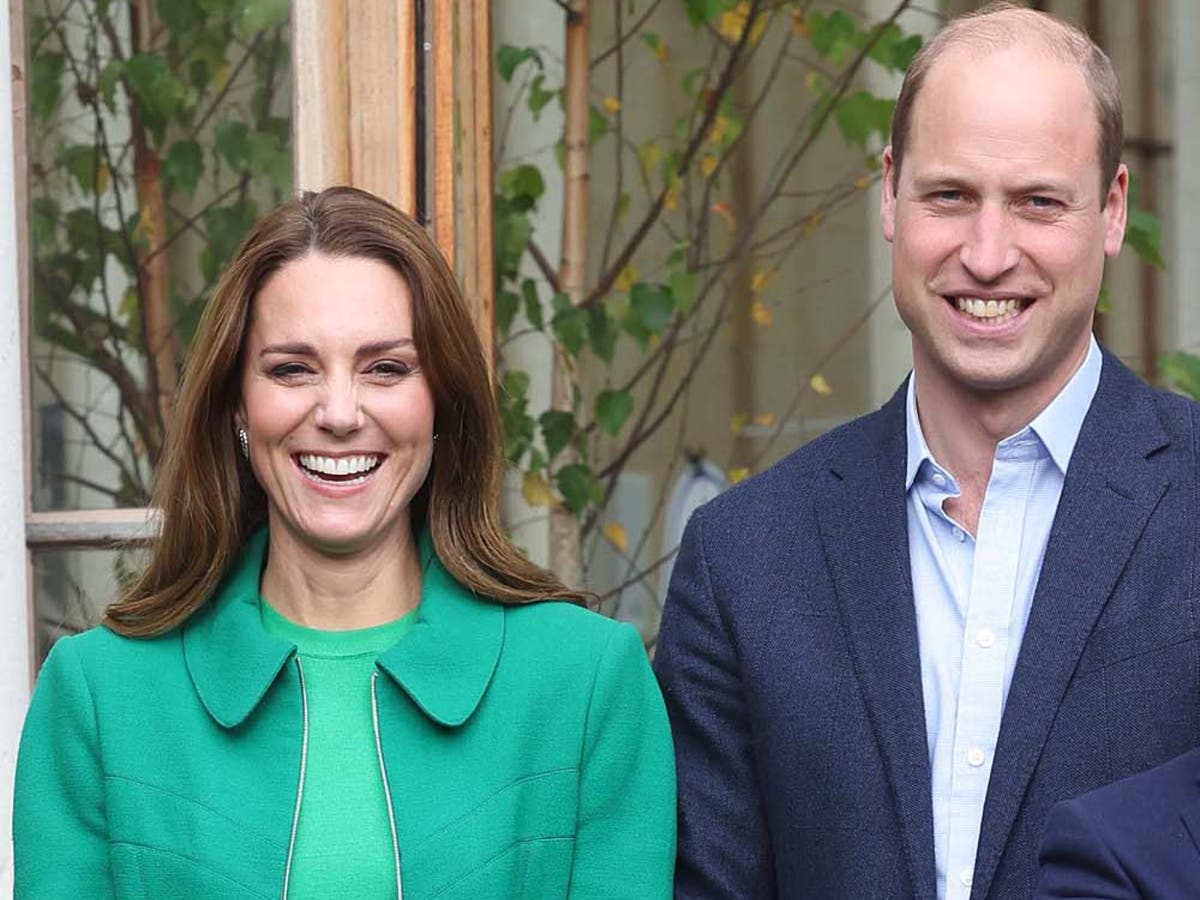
[14,187,675,899]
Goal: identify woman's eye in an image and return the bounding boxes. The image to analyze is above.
[368,360,413,378]
[270,362,312,378]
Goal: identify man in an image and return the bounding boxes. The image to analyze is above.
[655,4,1200,899]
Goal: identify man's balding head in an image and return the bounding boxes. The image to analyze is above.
[888,2,1122,205]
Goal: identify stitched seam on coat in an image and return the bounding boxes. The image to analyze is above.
[104,773,285,848]
[110,841,275,899]
[411,766,578,851]
[429,836,574,898]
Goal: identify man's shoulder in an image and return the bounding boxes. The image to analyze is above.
[1069,746,1200,822]
[699,401,896,525]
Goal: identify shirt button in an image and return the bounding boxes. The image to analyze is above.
[976,627,995,648]
[960,869,974,887]
[931,472,947,488]
[954,528,965,542]
[967,747,986,767]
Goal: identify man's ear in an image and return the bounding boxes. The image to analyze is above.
[880,145,897,243]
[1103,163,1129,258]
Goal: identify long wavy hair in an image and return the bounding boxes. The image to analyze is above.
[106,187,587,637]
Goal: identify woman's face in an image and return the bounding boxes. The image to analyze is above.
[238,252,436,556]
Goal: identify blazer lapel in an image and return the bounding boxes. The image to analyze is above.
[816,383,938,900]
[971,355,1170,898]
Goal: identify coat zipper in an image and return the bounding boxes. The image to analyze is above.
[283,657,310,900]
[372,671,404,900]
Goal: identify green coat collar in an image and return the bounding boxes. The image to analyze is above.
[182,528,504,729]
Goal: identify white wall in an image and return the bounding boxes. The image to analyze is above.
[0,0,33,887]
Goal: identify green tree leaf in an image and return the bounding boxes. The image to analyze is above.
[834,91,895,149]
[500,164,545,211]
[164,139,204,195]
[496,289,519,337]
[124,53,189,142]
[236,0,290,37]
[588,302,617,364]
[669,269,699,315]
[1126,206,1165,269]
[215,119,251,169]
[595,388,633,436]
[1161,352,1200,400]
[629,281,675,335]
[556,463,601,514]
[59,145,103,195]
[684,0,734,28]
[808,10,857,63]
[31,52,65,120]
[528,75,555,120]
[552,293,588,357]
[539,410,576,459]
[97,60,124,114]
[521,278,544,330]
[497,45,542,83]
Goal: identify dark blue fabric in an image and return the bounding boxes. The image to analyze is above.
[655,350,1200,900]
[1036,747,1200,900]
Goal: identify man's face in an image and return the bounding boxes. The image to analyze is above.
[880,45,1127,400]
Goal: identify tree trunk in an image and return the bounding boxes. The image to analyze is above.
[130,0,178,442]
[549,0,590,588]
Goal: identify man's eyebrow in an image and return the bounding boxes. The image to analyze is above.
[258,338,415,357]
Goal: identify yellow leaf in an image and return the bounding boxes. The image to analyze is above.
[654,39,669,62]
[752,412,776,428]
[665,186,679,211]
[709,113,731,146]
[701,153,719,177]
[729,412,748,435]
[718,2,751,42]
[615,263,639,293]
[95,163,111,195]
[602,95,621,115]
[750,300,773,327]
[712,201,735,228]
[803,209,825,238]
[805,71,823,94]
[522,471,555,508]
[749,14,768,45]
[853,173,874,190]
[750,269,773,293]
[792,10,810,37]
[213,60,233,92]
[727,467,750,484]
[810,373,833,396]
[638,141,662,173]
[603,521,629,555]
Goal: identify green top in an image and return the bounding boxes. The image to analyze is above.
[15,528,675,899]
[260,601,416,899]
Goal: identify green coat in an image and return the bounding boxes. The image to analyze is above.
[14,531,676,899]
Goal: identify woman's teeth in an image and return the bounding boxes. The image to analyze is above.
[297,454,381,480]
[955,297,1025,323]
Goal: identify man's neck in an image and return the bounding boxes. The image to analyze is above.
[912,342,1091,534]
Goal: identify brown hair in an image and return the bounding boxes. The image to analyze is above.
[889,1,1123,204]
[106,186,587,637]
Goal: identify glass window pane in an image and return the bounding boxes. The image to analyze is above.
[33,545,149,666]
[26,1,293,511]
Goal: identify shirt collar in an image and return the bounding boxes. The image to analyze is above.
[183,526,503,729]
[905,335,1102,489]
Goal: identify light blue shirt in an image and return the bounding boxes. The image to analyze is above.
[905,337,1102,900]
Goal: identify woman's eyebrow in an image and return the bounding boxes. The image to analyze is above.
[258,338,415,357]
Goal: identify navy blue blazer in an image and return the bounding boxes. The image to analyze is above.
[1036,747,1200,899]
[655,352,1200,899]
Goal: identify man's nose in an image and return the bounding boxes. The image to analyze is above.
[315,378,362,434]
[959,205,1020,283]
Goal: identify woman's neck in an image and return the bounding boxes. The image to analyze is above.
[259,523,423,630]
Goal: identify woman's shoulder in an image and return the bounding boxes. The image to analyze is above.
[500,600,651,678]
[39,623,183,686]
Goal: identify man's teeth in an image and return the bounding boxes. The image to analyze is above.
[956,297,1025,322]
[298,454,380,476]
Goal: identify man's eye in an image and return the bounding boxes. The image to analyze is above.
[1027,195,1060,209]
[936,190,964,202]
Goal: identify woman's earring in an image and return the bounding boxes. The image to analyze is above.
[237,427,249,459]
